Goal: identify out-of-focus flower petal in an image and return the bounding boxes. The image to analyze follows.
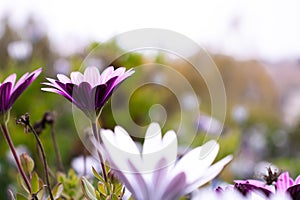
[101,122,232,200]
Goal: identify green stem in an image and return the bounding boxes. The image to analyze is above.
[50,123,64,172]
[91,121,108,182]
[27,123,54,200]
[0,123,31,193]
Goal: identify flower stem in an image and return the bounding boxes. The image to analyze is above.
[27,123,54,200]
[91,121,108,182]
[50,123,64,172]
[0,123,31,193]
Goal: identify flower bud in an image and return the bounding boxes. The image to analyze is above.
[20,153,34,175]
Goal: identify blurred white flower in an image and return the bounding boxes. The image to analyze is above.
[101,122,232,200]
[231,105,248,124]
[7,40,32,61]
[197,114,223,135]
[71,155,100,177]
[6,145,29,167]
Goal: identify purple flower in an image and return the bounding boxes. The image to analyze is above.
[234,172,300,199]
[41,66,134,120]
[0,68,42,121]
[276,172,300,192]
[277,172,300,200]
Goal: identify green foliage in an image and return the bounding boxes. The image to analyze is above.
[57,169,83,199]
[81,166,126,200]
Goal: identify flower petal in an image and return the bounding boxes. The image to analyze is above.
[0,82,12,111]
[99,66,114,84]
[173,140,220,183]
[3,73,16,88]
[57,74,71,84]
[183,155,232,194]
[277,172,294,192]
[70,71,84,85]
[84,66,100,87]
[142,122,162,154]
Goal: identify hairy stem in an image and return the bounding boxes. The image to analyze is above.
[91,121,108,182]
[28,123,54,200]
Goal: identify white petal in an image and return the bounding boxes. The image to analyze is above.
[142,128,177,173]
[41,87,61,93]
[70,71,84,85]
[14,72,29,89]
[183,155,233,194]
[111,67,126,77]
[99,66,114,84]
[101,127,142,173]
[57,74,71,84]
[142,122,162,154]
[173,140,219,183]
[114,126,140,155]
[84,66,100,87]
[3,73,16,86]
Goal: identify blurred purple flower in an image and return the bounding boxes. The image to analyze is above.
[101,122,232,200]
[0,68,42,120]
[234,172,300,199]
[42,66,134,120]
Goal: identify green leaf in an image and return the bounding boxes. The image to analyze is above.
[17,174,30,194]
[52,183,64,199]
[92,167,105,182]
[16,193,27,200]
[36,187,45,200]
[31,172,40,194]
[98,182,106,195]
[81,177,97,200]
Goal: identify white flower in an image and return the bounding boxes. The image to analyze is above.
[101,122,232,200]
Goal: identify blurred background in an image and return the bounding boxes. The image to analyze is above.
[1,0,300,196]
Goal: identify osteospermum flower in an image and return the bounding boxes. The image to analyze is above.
[276,172,300,192]
[101,122,232,200]
[0,68,42,122]
[234,171,300,199]
[192,188,292,200]
[41,66,134,120]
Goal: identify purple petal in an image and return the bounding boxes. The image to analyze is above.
[161,172,186,200]
[92,84,107,110]
[8,68,42,108]
[153,158,168,186]
[295,175,300,185]
[287,184,300,200]
[0,82,12,112]
[8,75,33,108]
[127,160,150,199]
[277,172,294,192]
[100,76,119,105]
[72,82,95,112]
[234,182,272,197]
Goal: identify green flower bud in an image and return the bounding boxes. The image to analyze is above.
[20,153,34,175]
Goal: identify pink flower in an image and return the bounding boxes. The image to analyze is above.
[276,172,300,194]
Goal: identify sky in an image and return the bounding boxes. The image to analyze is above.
[0,0,300,61]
